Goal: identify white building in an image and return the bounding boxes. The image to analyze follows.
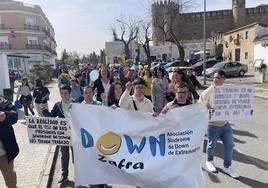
[254,34,268,82]
[105,41,146,64]
[105,39,216,64]
[150,40,216,62]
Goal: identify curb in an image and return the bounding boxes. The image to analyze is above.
[46,145,59,188]
[254,95,268,100]
[38,145,58,188]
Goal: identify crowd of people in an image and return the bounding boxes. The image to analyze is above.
[0,62,239,188]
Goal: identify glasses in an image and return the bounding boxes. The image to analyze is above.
[214,76,225,80]
[176,91,187,94]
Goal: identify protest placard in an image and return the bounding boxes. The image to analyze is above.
[211,85,254,121]
[26,116,71,146]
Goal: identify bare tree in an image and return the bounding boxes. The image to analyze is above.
[138,21,152,65]
[153,0,196,62]
[112,18,140,60]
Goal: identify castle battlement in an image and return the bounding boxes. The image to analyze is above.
[151,0,178,9]
[180,10,233,21]
[152,0,268,45]
[246,7,268,16]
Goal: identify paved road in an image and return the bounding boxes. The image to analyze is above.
[49,95,268,188]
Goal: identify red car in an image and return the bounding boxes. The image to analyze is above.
[191,60,218,76]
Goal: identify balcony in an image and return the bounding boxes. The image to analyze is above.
[42,27,51,37]
[26,43,41,49]
[24,24,39,31]
[234,39,240,45]
[0,24,4,29]
[0,43,11,49]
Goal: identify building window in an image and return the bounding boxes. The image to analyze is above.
[245,52,248,59]
[229,35,233,42]
[27,36,40,49]
[25,16,39,30]
[25,16,36,25]
[245,31,248,39]
[0,36,9,49]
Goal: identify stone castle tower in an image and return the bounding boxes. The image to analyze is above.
[152,0,268,45]
[232,0,246,28]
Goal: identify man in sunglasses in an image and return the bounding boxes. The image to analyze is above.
[199,70,239,179]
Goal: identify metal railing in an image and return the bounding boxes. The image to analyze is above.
[26,43,41,49]
[24,24,39,31]
[0,43,11,49]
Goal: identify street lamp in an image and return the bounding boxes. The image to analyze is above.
[203,0,207,85]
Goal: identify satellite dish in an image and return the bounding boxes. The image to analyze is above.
[89,70,99,82]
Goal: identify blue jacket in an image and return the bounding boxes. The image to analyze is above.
[0,97,19,162]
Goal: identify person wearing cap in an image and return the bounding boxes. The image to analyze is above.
[119,78,154,113]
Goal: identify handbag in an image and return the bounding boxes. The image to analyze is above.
[15,100,23,109]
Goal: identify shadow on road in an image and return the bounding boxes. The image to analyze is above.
[232,129,258,138]
[203,140,268,171]
[202,167,221,183]
[233,137,246,144]
[238,176,268,188]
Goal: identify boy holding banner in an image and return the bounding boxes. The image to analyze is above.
[42,85,73,184]
[199,70,239,179]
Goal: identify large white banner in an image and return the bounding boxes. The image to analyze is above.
[212,85,254,121]
[70,103,208,188]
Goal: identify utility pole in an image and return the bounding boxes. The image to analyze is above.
[203,0,207,85]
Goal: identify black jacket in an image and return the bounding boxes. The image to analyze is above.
[0,97,19,162]
[42,102,65,118]
[93,78,113,102]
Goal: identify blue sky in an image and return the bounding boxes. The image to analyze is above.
[19,0,267,57]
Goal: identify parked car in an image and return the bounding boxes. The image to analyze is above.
[191,60,218,76]
[204,61,248,77]
[164,60,189,72]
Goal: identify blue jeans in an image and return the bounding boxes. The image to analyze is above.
[207,123,234,168]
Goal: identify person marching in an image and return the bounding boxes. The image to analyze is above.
[16,78,35,116]
[42,86,73,184]
[198,70,239,179]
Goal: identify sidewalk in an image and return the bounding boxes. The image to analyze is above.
[0,79,60,188]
